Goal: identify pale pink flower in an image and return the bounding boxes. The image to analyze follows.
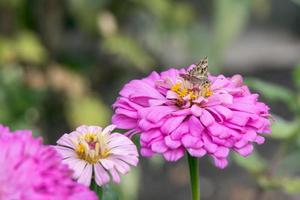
[55,125,139,186]
[0,124,97,200]
[112,66,271,168]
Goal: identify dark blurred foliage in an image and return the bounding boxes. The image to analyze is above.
[1,0,300,199]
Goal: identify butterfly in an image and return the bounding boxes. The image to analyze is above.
[180,56,210,86]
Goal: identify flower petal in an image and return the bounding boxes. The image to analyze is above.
[163,148,184,161]
[77,164,93,186]
[200,110,215,127]
[161,116,186,134]
[94,163,110,186]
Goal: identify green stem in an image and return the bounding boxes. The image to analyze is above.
[187,153,200,200]
[90,179,103,199]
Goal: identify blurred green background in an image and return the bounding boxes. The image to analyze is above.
[1,0,300,199]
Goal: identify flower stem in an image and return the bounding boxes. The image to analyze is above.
[187,153,200,200]
[90,179,103,199]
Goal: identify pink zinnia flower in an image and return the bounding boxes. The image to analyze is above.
[55,125,139,186]
[0,124,97,200]
[112,65,271,168]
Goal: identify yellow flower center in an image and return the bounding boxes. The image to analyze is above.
[202,84,213,98]
[74,132,110,164]
[171,82,213,102]
[171,83,188,97]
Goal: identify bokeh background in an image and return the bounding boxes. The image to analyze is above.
[1,0,300,199]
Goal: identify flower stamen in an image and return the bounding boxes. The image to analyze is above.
[74,132,110,164]
[171,81,213,103]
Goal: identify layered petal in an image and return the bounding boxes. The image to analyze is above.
[112,66,271,169]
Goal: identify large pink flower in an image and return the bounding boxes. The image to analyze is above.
[112,66,271,168]
[55,125,139,186]
[0,124,97,200]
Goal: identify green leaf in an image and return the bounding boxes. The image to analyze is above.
[102,34,154,72]
[213,0,251,56]
[68,0,105,33]
[119,168,140,200]
[102,184,119,200]
[245,78,294,106]
[257,175,300,193]
[277,151,300,176]
[291,0,300,5]
[281,177,300,194]
[90,179,103,199]
[270,115,298,140]
[66,94,111,128]
[0,37,15,63]
[293,64,300,88]
[15,31,47,64]
[233,150,267,174]
[257,176,280,189]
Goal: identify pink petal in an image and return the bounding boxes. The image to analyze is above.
[113,97,143,110]
[161,68,182,80]
[149,99,168,106]
[77,164,93,186]
[112,114,137,129]
[100,159,115,170]
[161,116,186,134]
[109,158,131,174]
[187,148,206,157]
[109,168,121,184]
[212,105,233,120]
[255,135,265,144]
[166,90,179,99]
[120,80,163,99]
[140,130,162,143]
[141,148,154,157]
[151,141,168,153]
[172,108,192,116]
[235,144,253,156]
[76,125,89,133]
[227,103,259,114]
[244,130,257,141]
[218,94,233,104]
[115,108,138,118]
[111,155,139,166]
[56,134,74,148]
[102,124,116,135]
[188,116,204,137]
[200,110,215,127]
[170,121,189,140]
[181,135,203,148]
[207,123,229,138]
[203,134,217,153]
[223,122,245,132]
[163,148,184,161]
[229,111,250,126]
[95,163,110,186]
[88,126,103,134]
[72,160,88,179]
[138,119,162,131]
[234,139,248,148]
[55,145,76,159]
[191,105,203,117]
[230,74,243,86]
[214,147,229,158]
[164,136,181,149]
[210,76,229,90]
[146,106,175,123]
[213,157,228,169]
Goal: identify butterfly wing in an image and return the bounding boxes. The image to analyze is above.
[190,56,208,79]
[181,56,210,86]
[179,73,203,85]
